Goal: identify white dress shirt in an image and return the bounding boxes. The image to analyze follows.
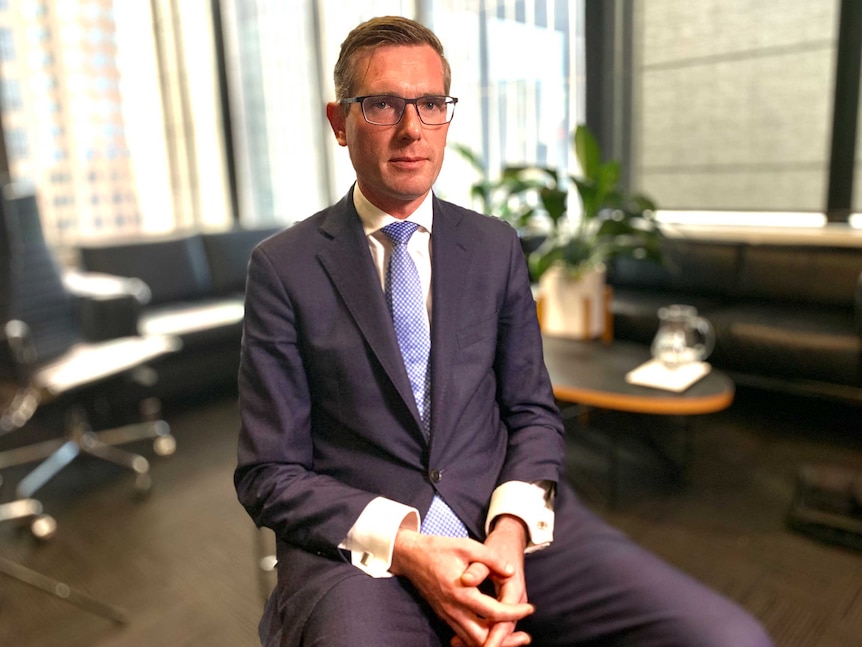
[338,184,554,578]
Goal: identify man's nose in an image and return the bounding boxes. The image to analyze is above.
[396,102,423,137]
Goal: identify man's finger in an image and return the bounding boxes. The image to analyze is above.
[461,561,490,586]
[459,543,516,583]
[462,587,534,624]
[449,621,532,647]
[482,622,533,647]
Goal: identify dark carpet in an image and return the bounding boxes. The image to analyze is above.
[1,386,861,646]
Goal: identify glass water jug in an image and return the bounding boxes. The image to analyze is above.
[650,304,715,368]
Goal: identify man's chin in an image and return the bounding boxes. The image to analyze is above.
[382,179,436,202]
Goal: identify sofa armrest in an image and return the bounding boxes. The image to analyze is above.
[63,270,151,305]
[63,270,151,341]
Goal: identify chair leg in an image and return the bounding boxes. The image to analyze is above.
[0,398,176,505]
[0,498,56,539]
[14,441,81,500]
[0,556,128,623]
[0,487,123,624]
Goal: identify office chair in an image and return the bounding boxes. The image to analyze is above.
[0,184,181,530]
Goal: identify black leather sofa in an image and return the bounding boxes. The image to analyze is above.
[75,228,862,405]
[607,237,862,402]
[76,226,281,402]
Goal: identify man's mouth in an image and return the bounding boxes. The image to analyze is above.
[390,156,426,166]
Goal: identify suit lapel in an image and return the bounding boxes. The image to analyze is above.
[316,192,424,434]
[428,198,472,439]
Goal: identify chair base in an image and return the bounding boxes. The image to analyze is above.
[0,413,164,625]
[0,402,175,503]
[0,555,128,623]
[0,500,125,624]
[0,497,56,539]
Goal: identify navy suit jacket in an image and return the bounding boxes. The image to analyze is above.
[235,188,565,633]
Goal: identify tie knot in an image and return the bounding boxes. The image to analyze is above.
[382,221,420,245]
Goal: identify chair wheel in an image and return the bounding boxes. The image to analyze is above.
[153,434,176,457]
[134,473,152,494]
[31,514,57,540]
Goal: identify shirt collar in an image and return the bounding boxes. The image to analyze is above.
[353,184,434,236]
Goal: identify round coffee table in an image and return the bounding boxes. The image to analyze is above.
[541,336,735,505]
[542,337,735,415]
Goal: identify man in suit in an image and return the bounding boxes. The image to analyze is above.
[235,15,773,647]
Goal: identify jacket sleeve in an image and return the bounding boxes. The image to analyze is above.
[492,224,566,489]
[234,244,376,560]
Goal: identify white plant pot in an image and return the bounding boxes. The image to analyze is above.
[539,265,607,340]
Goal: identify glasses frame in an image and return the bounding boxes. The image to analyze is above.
[341,95,459,126]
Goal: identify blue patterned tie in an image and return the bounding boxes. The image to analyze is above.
[383,221,431,431]
[381,221,468,538]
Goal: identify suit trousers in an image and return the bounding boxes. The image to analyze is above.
[262,483,772,647]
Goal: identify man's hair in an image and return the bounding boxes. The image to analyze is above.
[333,16,451,102]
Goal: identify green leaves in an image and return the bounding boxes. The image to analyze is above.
[574,124,601,180]
[572,124,621,222]
[452,124,662,281]
[529,124,662,280]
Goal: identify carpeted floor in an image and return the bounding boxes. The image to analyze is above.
[1,386,860,647]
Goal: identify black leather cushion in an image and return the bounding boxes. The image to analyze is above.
[708,302,861,385]
[608,239,742,297]
[665,240,743,295]
[739,245,862,306]
[79,235,213,305]
[607,256,670,291]
[201,227,280,296]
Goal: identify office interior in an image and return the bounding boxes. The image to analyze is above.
[0,1,861,646]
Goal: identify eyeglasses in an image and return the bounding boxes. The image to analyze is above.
[342,95,458,126]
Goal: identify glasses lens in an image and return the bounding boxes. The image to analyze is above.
[361,96,405,125]
[416,97,454,125]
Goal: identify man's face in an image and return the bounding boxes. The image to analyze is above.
[327,44,450,218]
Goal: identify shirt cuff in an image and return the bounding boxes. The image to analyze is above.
[486,481,555,552]
[338,497,420,578]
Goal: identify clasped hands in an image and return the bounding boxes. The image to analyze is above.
[391,515,534,647]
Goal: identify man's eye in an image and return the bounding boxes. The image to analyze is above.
[421,99,445,111]
[368,97,396,111]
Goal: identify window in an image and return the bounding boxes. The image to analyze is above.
[628,1,840,214]
[0,78,22,110]
[433,0,582,209]
[222,0,584,226]
[0,28,14,61]
[0,0,584,243]
[6,128,28,159]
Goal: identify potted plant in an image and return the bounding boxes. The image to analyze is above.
[509,125,663,338]
[450,143,548,256]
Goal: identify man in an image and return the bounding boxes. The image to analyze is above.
[235,15,773,647]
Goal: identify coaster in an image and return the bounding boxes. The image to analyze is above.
[625,358,711,392]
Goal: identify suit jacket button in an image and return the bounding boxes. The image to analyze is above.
[429,469,442,483]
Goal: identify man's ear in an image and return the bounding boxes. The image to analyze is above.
[326,102,348,147]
